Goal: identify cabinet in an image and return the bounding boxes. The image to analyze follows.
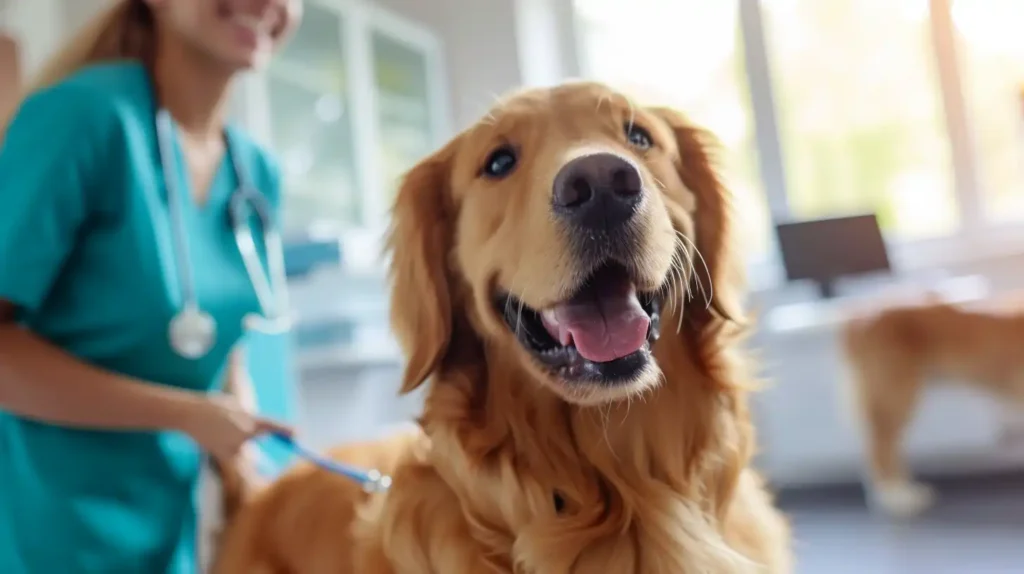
[231,1,445,414]
[238,0,449,253]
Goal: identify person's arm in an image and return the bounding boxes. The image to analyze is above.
[0,83,288,458]
[0,84,204,432]
[0,301,288,456]
[217,345,273,493]
[222,346,258,413]
[0,300,204,432]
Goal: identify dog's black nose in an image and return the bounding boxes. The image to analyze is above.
[552,153,643,231]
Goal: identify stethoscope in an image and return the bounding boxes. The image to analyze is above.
[157,113,389,574]
[156,108,293,359]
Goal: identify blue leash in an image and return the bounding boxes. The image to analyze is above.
[265,433,392,493]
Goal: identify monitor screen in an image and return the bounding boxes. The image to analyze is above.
[775,213,891,288]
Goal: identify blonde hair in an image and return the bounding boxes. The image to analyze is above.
[1,0,155,137]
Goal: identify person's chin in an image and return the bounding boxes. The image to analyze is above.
[219,51,269,73]
[210,40,271,71]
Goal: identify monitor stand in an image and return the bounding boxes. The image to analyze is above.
[816,278,838,300]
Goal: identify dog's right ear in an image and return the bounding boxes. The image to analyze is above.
[386,139,459,394]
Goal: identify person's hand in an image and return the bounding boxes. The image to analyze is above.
[182,393,292,463]
[213,441,271,520]
[228,441,272,494]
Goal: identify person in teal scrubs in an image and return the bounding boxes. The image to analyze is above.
[0,0,303,572]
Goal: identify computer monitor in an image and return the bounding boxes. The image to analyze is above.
[775,213,891,299]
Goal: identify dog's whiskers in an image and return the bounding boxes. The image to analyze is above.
[674,246,695,303]
[598,403,619,461]
[664,235,699,334]
[503,269,529,339]
[675,237,705,307]
[674,230,713,311]
[678,239,700,304]
[671,246,689,335]
[665,248,688,319]
[668,246,690,334]
[515,300,526,339]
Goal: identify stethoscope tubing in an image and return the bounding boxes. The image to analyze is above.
[155,108,291,345]
[265,433,392,492]
[156,109,202,315]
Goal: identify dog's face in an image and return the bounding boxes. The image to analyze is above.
[388,82,737,405]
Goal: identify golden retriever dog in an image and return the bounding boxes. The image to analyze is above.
[842,293,1024,517]
[214,81,791,573]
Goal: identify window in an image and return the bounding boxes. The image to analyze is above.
[953,0,1024,222]
[253,2,446,243]
[762,0,958,240]
[573,0,1024,283]
[371,32,435,212]
[574,0,773,262]
[267,3,360,235]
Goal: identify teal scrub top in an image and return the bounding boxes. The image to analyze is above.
[0,61,282,573]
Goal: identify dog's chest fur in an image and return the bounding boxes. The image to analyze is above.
[401,359,759,573]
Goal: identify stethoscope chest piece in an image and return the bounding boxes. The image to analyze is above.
[169,305,217,359]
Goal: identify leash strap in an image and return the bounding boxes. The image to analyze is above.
[266,433,393,493]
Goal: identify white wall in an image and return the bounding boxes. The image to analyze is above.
[1,0,61,75]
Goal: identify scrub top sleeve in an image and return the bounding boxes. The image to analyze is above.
[0,85,114,313]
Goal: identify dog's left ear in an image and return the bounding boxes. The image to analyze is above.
[647,107,745,329]
[386,138,460,393]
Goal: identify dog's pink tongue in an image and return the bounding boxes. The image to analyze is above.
[542,279,650,363]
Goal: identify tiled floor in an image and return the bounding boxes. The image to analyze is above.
[779,473,1024,574]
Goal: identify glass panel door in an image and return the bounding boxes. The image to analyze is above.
[268,2,360,235]
[370,31,435,209]
[952,0,1024,222]
[762,0,958,239]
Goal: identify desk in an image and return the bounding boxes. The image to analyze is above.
[296,323,402,375]
[761,274,992,336]
[288,266,402,374]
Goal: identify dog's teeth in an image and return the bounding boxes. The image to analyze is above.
[540,309,571,346]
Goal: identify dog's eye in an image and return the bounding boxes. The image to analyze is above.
[482,146,518,179]
[625,124,653,150]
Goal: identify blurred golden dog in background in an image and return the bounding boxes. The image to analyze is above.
[842,293,1024,517]
[214,81,791,573]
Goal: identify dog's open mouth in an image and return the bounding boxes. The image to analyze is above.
[497,263,662,385]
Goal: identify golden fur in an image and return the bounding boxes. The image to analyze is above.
[215,82,791,573]
[841,292,1024,516]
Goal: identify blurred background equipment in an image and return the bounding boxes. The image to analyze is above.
[775,213,892,299]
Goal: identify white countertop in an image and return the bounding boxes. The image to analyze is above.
[761,274,992,336]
